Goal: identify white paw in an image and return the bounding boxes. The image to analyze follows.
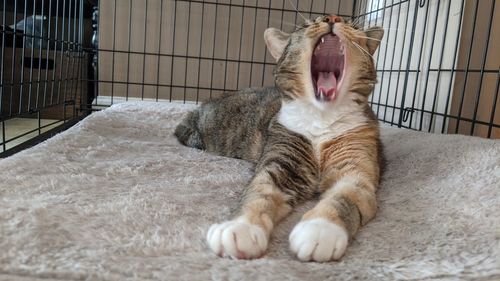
[289,218,348,262]
[206,219,268,259]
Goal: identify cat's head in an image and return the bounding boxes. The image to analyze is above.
[264,15,383,109]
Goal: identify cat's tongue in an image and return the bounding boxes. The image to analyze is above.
[317,72,337,100]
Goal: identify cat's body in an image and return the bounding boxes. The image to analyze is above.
[175,15,384,262]
[175,87,281,162]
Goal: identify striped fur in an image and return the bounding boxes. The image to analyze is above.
[175,15,384,261]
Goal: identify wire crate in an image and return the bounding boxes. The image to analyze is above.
[1,0,499,156]
[93,0,499,139]
[0,0,89,156]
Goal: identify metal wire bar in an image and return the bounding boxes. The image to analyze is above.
[110,0,117,104]
[470,0,496,135]
[454,0,480,133]
[125,0,133,101]
[156,0,164,102]
[57,0,67,104]
[1,121,5,152]
[18,0,28,114]
[381,0,402,121]
[142,0,149,100]
[247,0,259,88]
[397,0,419,127]
[222,1,232,94]
[260,0,273,87]
[390,0,411,125]
[372,0,390,112]
[208,0,218,100]
[426,0,452,132]
[440,0,465,134]
[62,0,74,122]
[27,0,36,111]
[69,0,79,118]
[0,0,6,114]
[487,69,500,138]
[50,0,60,105]
[8,0,18,116]
[234,2,245,91]
[407,0,431,127]
[416,0,440,131]
[34,0,44,108]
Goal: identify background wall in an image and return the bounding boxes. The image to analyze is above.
[97,0,354,103]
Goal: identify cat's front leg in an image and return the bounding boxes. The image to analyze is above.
[289,172,378,262]
[206,174,293,259]
[207,123,318,259]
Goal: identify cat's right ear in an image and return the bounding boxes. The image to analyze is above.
[264,28,290,61]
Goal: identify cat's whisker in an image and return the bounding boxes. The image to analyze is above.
[287,0,308,24]
[350,18,365,27]
[350,43,368,59]
[351,41,374,60]
[381,27,401,31]
[350,17,368,27]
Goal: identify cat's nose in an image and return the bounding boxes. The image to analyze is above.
[323,15,343,28]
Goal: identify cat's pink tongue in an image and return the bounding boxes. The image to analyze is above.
[317,72,337,100]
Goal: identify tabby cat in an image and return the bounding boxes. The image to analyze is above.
[175,14,384,262]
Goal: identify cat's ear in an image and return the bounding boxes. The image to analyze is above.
[364,26,384,55]
[264,28,290,61]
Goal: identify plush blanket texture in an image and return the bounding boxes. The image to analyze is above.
[0,102,499,281]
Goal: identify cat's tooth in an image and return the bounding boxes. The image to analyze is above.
[321,37,324,44]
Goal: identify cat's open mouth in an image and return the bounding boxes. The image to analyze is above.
[311,33,345,102]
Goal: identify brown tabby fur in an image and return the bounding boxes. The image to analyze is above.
[175,15,384,261]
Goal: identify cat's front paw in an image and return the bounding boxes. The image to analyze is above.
[206,219,268,259]
[289,218,348,262]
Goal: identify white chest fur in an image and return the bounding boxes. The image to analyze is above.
[277,98,368,155]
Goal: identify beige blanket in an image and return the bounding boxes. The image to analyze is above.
[1,102,499,280]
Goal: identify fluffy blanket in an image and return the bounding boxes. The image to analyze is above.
[1,102,499,281]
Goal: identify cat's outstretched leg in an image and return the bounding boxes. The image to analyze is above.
[206,174,292,259]
[289,127,381,262]
[206,122,318,259]
[289,174,377,261]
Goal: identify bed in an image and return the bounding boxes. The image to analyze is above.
[1,102,499,280]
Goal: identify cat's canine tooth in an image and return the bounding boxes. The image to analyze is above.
[321,37,324,44]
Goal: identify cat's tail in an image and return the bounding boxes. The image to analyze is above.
[174,110,205,150]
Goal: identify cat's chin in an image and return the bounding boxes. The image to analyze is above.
[310,95,341,111]
[315,90,337,103]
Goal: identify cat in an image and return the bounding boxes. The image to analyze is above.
[175,14,384,262]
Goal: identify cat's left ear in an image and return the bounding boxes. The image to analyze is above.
[264,28,290,61]
[364,26,384,55]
